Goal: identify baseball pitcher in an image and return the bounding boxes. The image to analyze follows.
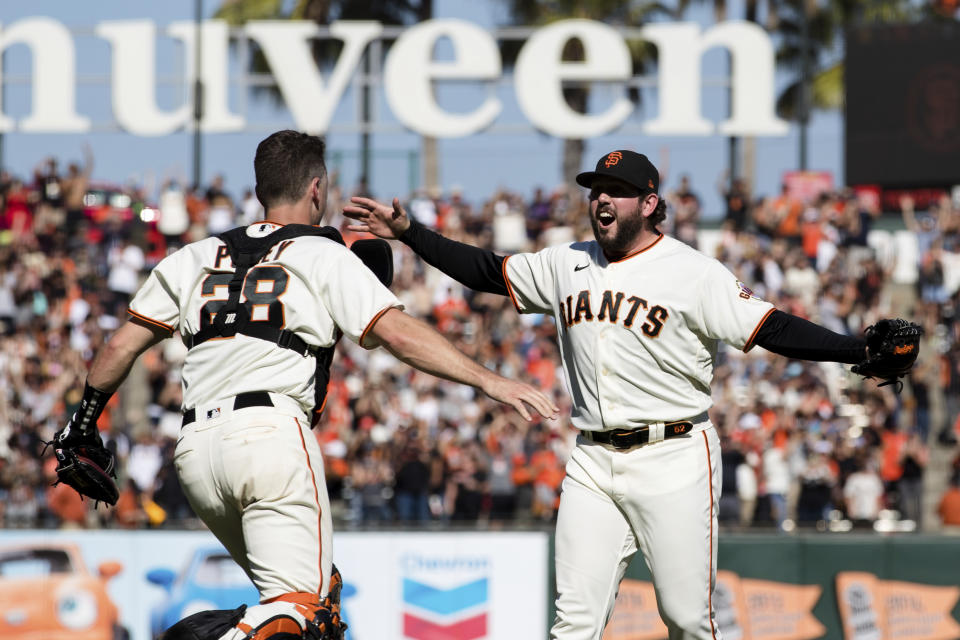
[343,149,920,640]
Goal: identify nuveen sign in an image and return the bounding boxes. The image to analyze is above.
[0,17,788,139]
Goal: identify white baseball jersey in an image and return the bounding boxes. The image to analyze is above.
[128,222,402,412]
[503,233,773,428]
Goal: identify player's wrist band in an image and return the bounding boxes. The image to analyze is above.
[74,382,113,435]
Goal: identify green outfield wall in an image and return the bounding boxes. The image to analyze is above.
[571,534,960,640]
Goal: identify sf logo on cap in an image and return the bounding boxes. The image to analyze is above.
[604,151,622,167]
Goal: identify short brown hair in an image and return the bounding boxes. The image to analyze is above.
[254,130,326,209]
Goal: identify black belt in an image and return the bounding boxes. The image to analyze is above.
[182,391,274,427]
[583,420,694,449]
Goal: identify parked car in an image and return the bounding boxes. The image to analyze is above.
[0,542,128,640]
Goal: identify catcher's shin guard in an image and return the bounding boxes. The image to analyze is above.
[161,565,347,640]
[313,564,347,639]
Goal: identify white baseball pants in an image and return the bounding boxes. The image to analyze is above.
[552,422,722,640]
[174,393,334,603]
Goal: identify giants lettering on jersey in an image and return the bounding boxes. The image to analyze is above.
[557,290,669,337]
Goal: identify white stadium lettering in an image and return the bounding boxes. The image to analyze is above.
[0,17,787,137]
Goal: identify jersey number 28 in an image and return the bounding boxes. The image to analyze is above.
[199,266,289,328]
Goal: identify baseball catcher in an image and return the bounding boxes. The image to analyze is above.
[48,383,119,506]
[852,318,923,389]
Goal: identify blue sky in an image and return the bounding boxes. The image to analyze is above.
[0,0,845,219]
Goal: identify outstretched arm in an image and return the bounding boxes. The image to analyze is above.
[752,310,866,363]
[344,196,509,296]
[367,307,558,421]
[754,312,922,390]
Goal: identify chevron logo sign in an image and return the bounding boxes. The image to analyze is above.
[402,577,489,640]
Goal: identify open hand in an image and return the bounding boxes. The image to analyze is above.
[343,196,411,239]
[481,375,560,422]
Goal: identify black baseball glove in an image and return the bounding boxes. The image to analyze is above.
[851,318,923,389]
[51,431,119,506]
[48,383,119,506]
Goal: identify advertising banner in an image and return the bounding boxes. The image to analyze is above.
[728,572,825,640]
[836,572,960,640]
[782,171,834,205]
[0,529,230,640]
[603,572,824,640]
[0,529,547,640]
[334,532,548,640]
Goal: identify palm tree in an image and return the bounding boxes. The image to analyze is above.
[773,0,920,120]
[215,0,433,33]
[771,0,925,169]
[499,0,670,186]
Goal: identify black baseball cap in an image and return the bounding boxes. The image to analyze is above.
[576,150,659,194]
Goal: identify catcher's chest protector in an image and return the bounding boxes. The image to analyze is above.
[185,224,344,420]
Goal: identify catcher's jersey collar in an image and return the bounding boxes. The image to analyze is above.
[247,221,284,238]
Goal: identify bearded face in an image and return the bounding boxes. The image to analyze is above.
[588,177,653,260]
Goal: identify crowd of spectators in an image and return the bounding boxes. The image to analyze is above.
[1,153,959,534]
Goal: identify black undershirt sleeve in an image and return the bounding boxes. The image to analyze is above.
[752,310,867,364]
[399,217,509,296]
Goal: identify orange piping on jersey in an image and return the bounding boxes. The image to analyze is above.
[360,305,397,348]
[743,307,776,353]
[257,220,287,227]
[501,255,522,312]
[296,417,324,595]
[607,233,664,264]
[127,309,174,336]
[703,430,718,640]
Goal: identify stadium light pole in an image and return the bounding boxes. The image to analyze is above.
[192,0,204,189]
[728,52,738,186]
[360,52,371,190]
[0,52,5,172]
[798,0,811,171]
